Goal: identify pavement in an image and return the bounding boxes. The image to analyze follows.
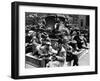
[79,49,89,66]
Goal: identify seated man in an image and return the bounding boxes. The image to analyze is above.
[73,32,83,50]
[26,30,36,53]
[46,56,60,67]
[79,34,88,49]
[66,44,79,66]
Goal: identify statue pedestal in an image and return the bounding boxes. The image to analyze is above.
[26,53,45,67]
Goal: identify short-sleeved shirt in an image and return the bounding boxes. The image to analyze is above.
[46,61,60,67]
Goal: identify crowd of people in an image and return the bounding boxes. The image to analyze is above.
[25,14,89,68]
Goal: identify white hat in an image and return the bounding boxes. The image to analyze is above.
[46,42,51,45]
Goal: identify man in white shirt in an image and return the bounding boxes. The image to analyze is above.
[46,56,60,67]
[56,44,66,67]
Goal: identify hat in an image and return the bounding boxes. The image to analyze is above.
[45,42,51,45]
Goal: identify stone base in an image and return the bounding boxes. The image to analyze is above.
[26,53,46,67]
